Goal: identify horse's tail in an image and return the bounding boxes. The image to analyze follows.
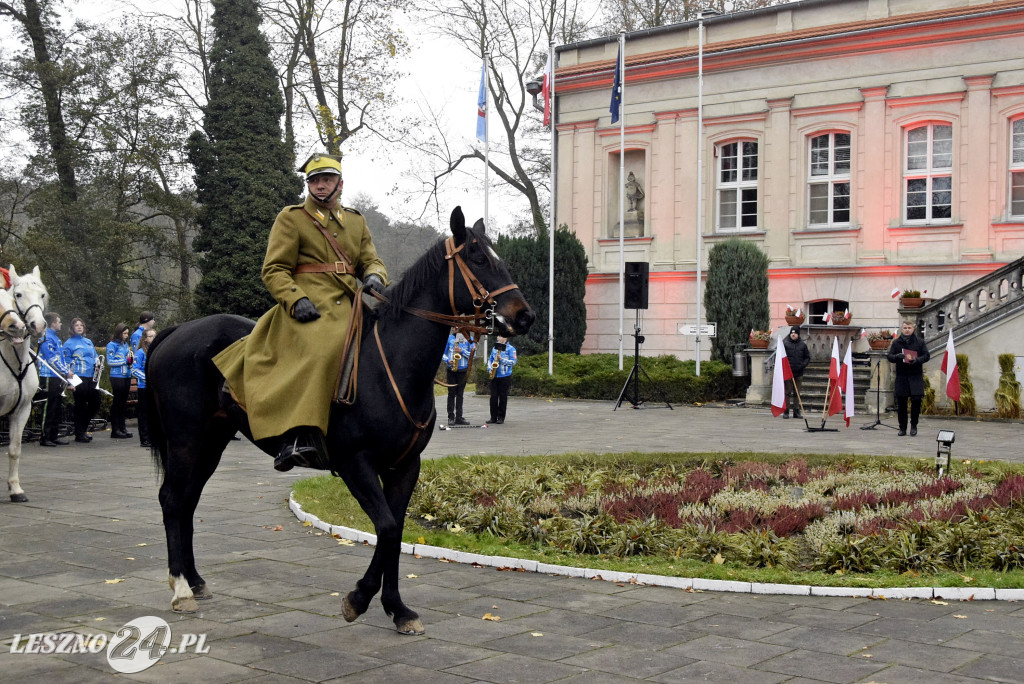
[147,324,179,475]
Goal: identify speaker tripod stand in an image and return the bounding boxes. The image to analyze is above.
[860,356,897,431]
[614,311,674,411]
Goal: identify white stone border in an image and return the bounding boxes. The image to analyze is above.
[289,494,1017,601]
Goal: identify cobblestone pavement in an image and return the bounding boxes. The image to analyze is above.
[0,397,1022,682]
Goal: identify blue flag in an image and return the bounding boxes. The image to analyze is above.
[610,42,622,124]
[476,61,487,142]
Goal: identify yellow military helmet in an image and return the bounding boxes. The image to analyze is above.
[298,153,342,179]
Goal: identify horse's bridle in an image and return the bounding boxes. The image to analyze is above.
[395,236,519,339]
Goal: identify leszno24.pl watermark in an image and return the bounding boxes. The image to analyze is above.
[9,616,209,674]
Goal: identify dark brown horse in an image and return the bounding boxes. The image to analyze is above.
[147,207,534,634]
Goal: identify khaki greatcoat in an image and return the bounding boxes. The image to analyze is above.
[213,196,387,441]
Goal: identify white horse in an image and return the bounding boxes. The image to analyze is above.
[4,266,47,502]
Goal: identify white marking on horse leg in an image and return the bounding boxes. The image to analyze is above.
[8,451,23,497]
[169,572,199,613]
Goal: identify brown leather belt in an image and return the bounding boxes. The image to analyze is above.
[294,261,351,275]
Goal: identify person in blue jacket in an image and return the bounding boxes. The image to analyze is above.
[441,330,476,425]
[62,318,101,442]
[486,336,518,425]
[132,328,155,447]
[105,323,134,439]
[38,312,73,446]
[130,311,155,350]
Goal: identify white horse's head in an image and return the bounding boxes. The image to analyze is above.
[8,265,49,339]
[0,288,27,345]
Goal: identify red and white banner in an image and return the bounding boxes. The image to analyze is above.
[842,341,855,426]
[827,337,843,417]
[941,330,961,402]
[770,335,793,417]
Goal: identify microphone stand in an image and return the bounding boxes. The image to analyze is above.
[860,354,896,431]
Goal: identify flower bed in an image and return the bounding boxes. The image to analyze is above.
[408,455,1024,575]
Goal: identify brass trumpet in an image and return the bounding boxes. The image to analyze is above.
[449,351,461,371]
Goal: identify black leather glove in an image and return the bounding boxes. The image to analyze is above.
[364,274,385,296]
[292,297,321,322]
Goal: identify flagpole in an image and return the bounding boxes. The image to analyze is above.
[617,31,625,371]
[484,60,490,231]
[695,10,707,377]
[548,41,556,376]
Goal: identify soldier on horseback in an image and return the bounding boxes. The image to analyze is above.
[213,153,387,472]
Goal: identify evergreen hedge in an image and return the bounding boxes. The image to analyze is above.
[704,238,770,362]
[475,353,747,404]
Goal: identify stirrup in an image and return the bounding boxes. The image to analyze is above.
[274,429,329,472]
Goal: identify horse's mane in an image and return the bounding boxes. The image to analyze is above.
[376,226,496,321]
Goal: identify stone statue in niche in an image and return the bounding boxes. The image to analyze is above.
[625,171,645,212]
[613,170,645,238]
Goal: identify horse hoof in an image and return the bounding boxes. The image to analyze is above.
[341,592,361,622]
[9,493,28,503]
[172,597,199,613]
[395,617,425,636]
[191,583,213,600]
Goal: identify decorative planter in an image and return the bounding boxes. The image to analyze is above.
[901,297,924,308]
[833,318,852,326]
[749,338,770,349]
[785,315,805,325]
[868,339,891,350]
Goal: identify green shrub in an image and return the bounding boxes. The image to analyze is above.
[956,353,977,416]
[995,353,1021,419]
[475,352,747,403]
[704,238,770,362]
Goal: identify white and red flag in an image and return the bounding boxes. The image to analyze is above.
[770,334,793,417]
[827,337,843,417]
[941,330,961,402]
[890,287,901,299]
[542,52,553,126]
[841,341,855,426]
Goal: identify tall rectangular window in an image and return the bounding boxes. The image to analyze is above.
[808,132,851,227]
[903,123,953,223]
[717,140,758,231]
[1011,119,1024,217]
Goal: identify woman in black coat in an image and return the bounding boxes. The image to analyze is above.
[886,320,930,436]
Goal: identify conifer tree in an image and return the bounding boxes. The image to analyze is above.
[703,238,770,362]
[188,0,302,317]
[495,225,588,356]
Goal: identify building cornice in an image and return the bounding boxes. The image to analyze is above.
[556,1,1024,95]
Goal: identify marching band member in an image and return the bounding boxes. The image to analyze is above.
[132,328,156,448]
[62,318,101,443]
[105,323,134,439]
[486,336,517,425]
[441,330,475,426]
[38,312,73,446]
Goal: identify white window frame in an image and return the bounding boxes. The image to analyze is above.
[1011,118,1024,218]
[903,122,953,224]
[807,131,852,228]
[715,140,759,233]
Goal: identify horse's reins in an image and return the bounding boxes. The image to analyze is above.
[0,307,35,410]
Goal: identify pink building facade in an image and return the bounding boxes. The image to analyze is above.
[553,0,1024,358]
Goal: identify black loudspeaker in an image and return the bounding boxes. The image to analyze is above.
[624,261,649,309]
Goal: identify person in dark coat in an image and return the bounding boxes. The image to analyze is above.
[781,326,810,419]
[887,319,930,436]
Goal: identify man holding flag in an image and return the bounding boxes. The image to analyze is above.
[887,319,930,436]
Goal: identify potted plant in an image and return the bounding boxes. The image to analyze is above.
[749,328,772,349]
[829,310,852,325]
[900,289,924,308]
[784,306,804,325]
[867,329,894,350]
